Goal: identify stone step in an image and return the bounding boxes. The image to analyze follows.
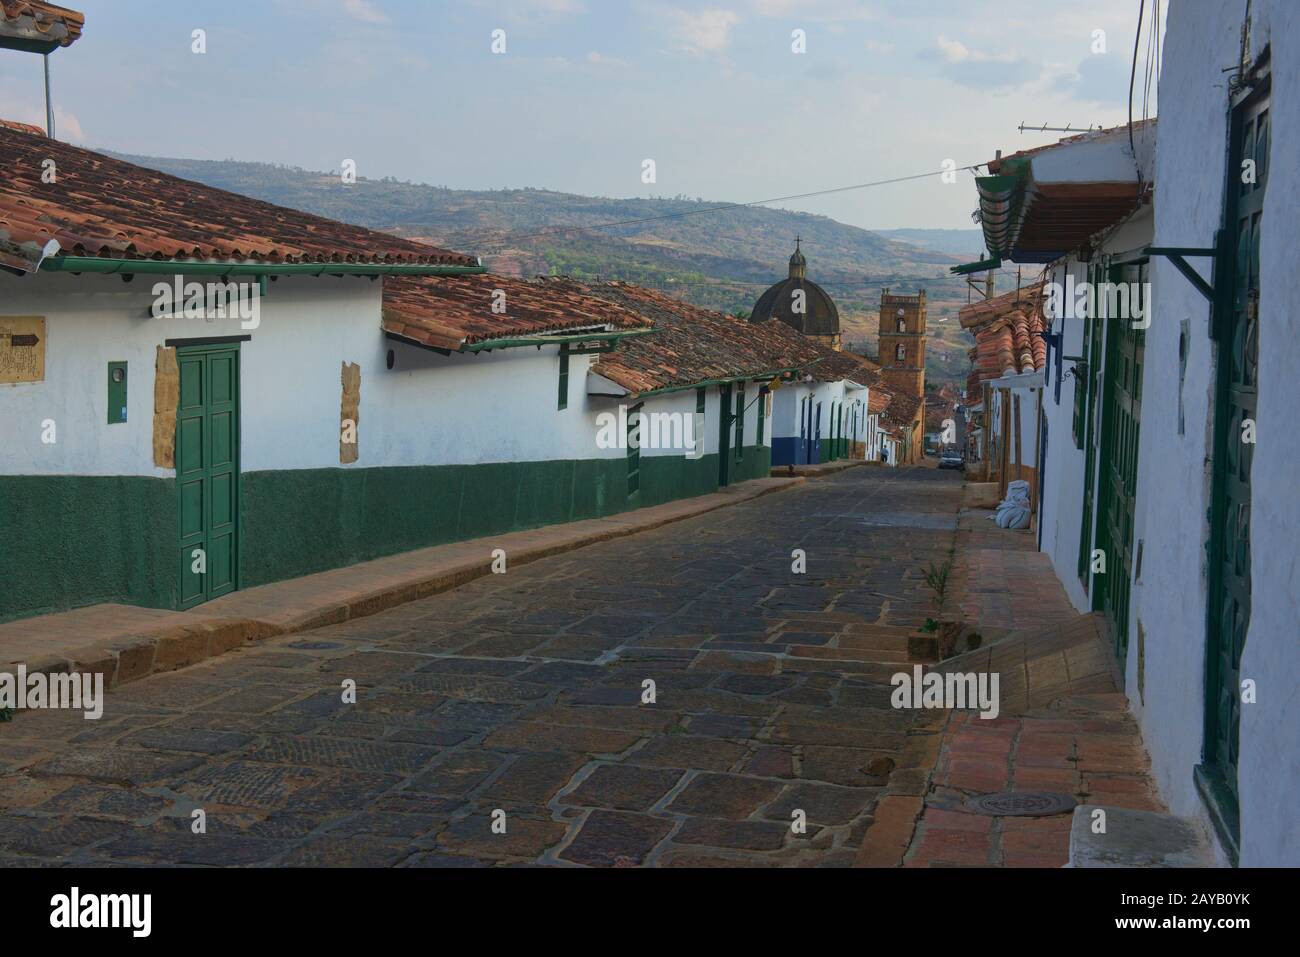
[1067,806,1219,867]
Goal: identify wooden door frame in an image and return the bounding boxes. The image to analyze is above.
[175,340,241,610]
[717,382,732,487]
[1197,69,1270,861]
[1092,260,1147,669]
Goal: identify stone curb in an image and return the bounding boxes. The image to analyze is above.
[769,460,867,479]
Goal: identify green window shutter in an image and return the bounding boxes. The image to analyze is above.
[557,345,570,411]
[626,403,642,496]
[757,388,766,448]
[695,387,706,414]
[735,384,745,460]
[107,361,128,425]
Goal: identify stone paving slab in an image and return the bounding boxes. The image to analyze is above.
[0,466,965,867]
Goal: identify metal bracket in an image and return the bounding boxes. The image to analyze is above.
[1145,246,1216,302]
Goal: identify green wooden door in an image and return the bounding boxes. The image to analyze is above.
[177,343,240,609]
[1202,87,1268,825]
[1094,263,1146,664]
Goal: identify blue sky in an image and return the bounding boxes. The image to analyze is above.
[0,0,1163,229]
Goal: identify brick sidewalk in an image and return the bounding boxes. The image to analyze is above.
[1,477,801,693]
[855,490,1165,868]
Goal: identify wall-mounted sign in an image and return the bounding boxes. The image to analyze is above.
[0,316,45,383]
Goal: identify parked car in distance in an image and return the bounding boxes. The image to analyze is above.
[938,450,965,470]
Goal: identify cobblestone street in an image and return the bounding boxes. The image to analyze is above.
[1,468,964,867]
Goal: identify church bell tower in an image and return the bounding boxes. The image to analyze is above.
[878,287,927,399]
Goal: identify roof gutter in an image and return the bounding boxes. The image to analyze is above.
[626,366,801,401]
[457,328,656,353]
[39,256,487,278]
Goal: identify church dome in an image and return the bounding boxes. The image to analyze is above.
[749,239,841,339]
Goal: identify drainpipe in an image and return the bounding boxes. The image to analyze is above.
[44,54,55,139]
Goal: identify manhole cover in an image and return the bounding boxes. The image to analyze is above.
[963,791,1077,817]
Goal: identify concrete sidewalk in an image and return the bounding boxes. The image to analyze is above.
[1,476,802,693]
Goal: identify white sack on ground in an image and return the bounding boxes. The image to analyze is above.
[989,480,1032,529]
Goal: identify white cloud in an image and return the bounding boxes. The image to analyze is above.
[0,90,84,141]
[664,8,741,53]
[341,0,389,24]
[935,35,1020,65]
[931,34,1040,90]
[741,0,877,21]
[466,0,584,23]
[54,107,84,142]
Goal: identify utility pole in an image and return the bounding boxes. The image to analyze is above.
[44,53,55,139]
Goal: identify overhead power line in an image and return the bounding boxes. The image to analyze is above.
[470,163,986,250]
[596,274,968,289]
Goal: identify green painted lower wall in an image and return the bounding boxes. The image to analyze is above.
[729,445,773,485]
[242,444,770,588]
[1,445,772,622]
[820,438,851,462]
[0,475,177,624]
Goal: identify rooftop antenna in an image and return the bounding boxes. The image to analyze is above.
[1017,122,1104,135]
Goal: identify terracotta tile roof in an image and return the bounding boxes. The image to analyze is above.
[0,123,478,273]
[0,118,45,136]
[868,388,892,415]
[381,274,652,352]
[572,281,827,396]
[0,1,83,48]
[808,349,881,385]
[961,283,1048,389]
[959,283,1045,331]
[882,390,922,430]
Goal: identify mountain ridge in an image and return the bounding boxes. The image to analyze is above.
[104,151,978,391]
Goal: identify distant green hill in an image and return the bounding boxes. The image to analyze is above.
[106,151,978,390]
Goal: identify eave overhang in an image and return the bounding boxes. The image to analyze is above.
[977,123,1155,264]
[389,326,655,357]
[39,256,486,279]
[950,255,1002,276]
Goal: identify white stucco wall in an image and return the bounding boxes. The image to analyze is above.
[0,273,631,477]
[3,272,206,477]
[1134,0,1300,867]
